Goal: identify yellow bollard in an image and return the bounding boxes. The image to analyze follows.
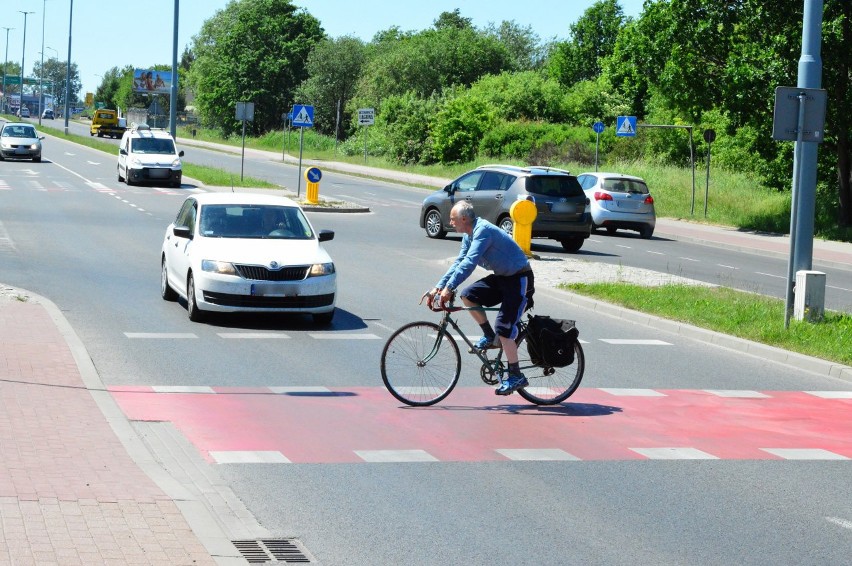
[304,167,322,204]
[510,196,537,258]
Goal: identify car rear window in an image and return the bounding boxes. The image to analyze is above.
[525,175,584,198]
[603,179,649,194]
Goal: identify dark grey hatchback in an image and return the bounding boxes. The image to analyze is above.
[419,165,592,252]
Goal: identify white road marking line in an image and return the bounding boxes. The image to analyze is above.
[124,332,197,339]
[355,449,439,463]
[86,182,109,190]
[599,339,672,345]
[717,264,739,269]
[646,250,665,255]
[827,285,851,291]
[269,386,332,394]
[599,388,666,397]
[392,386,447,396]
[496,449,580,461]
[805,391,852,399]
[631,447,719,460]
[217,332,290,339]
[755,272,785,279]
[308,333,381,339]
[0,222,17,252]
[210,451,291,464]
[371,322,396,332]
[703,390,770,398]
[679,257,699,262]
[152,386,215,394]
[616,244,632,249]
[761,448,849,460]
[826,517,852,531]
[86,161,101,165]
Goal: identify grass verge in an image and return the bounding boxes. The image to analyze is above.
[561,282,852,366]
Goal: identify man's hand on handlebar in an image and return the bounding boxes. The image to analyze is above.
[420,287,453,311]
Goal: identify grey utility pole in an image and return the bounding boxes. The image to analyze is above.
[2,27,12,114]
[790,0,823,275]
[169,0,179,139]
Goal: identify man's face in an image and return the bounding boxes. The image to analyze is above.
[450,209,468,232]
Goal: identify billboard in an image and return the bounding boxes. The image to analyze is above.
[133,69,172,94]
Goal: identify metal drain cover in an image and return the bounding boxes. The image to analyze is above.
[232,539,312,564]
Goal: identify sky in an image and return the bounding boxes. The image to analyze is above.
[1,0,645,100]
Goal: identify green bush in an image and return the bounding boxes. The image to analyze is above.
[431,96,497,164]
[479,121,597,165]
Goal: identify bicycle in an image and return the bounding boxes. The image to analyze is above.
[380,300,585,407]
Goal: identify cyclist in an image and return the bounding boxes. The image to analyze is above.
[425,201,534,395]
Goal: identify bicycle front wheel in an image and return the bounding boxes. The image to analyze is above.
[380,321,461,406]
[515,331,585,405]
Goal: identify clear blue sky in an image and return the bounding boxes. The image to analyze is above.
[2,0,644,100]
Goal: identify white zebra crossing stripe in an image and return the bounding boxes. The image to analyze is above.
[704,390,770,398]
[210,451,291,464]
[600,388,666,397]
[217,332,290,339]
[355,449,438,463]
[599,339,672,345]
[497,449,580,461]
[152,386,215,394]
[631,447,718,460]
[760,448,849,460]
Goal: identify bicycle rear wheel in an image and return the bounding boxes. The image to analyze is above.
[515,331,585,405]
[381,321,461,406]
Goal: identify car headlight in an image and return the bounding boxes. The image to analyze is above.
[171,158,182,168]
[0,142,10,149]
[201,260,237,275]
[308,263,335,277]
[130,158,142,167]
[30,143,40,150]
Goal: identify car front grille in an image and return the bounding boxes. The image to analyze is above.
[235,264,309,281]
[203,291,334,309]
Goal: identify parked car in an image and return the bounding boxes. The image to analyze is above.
[41,109,54,120]
[0,122,43,162]
[161,193,337,324]
[576,172,656,239]
[17,107,30,118]
[419,165,592,252]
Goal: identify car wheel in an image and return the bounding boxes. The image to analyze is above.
[424,209,447,239]
[639,225,654,239]
[186,273,206,322]
[312,309,335,326]
[117,167,124,182]
[498,216,514,235]
[560,237,584,253]
[33,156,41,163]
[161,257,177,301]
[606,226,617,235]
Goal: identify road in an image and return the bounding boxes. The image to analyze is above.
[1,129,850,565]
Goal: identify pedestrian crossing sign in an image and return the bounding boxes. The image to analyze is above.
[616,116,637,137]
[292,104,314,128]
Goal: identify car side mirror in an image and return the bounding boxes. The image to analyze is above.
[179,150,184,157]
[120,148,127,155]
[444,184,455,194]
[173,225,192,239]
[318,229,335,242]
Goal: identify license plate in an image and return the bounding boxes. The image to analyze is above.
[250,283,296,297]
[15,148,29,155]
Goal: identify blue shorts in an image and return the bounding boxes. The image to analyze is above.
[460,270,534,340]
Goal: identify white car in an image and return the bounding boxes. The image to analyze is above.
[161,193,337,324]
[576,172,656,239]
[118,124,183,187]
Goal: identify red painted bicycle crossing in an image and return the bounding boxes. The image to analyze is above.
[109,386,852,463]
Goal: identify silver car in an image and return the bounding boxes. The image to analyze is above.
[0,123,43,162]
[576,172,656,239]
[419,165,592,252]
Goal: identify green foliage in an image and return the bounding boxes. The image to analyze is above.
[32,58,81,110]
[431,96,497,163]
[188,0,324,136]
[547,0,625,86]
[482,21,545,71]
[479,121,595,165]
[370,91,442,164]
[295,36,367,136]
[467,71,569,122]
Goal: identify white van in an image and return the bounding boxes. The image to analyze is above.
[117,124,183,187]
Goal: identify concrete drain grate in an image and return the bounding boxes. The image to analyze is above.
[232,539,312,563]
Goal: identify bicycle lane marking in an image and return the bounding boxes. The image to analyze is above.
[108,387,852,463]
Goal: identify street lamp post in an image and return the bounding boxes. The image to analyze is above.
[63,0,73,134]
[38,0,48,125]
[2,27,12,114]
[19,11,34,117]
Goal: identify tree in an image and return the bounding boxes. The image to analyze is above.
[31,58,81,110]
[295,36,366,137]
[434,9,473,30]
[483,20,545,71]
[547,0,625,86]
[94,66,128,110]
[188,0,324,136]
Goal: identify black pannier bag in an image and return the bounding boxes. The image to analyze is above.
[525,315,579,367]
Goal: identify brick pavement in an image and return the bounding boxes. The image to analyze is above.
[0,293,217,566]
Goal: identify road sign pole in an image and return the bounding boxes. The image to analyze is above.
[297,127,304,198]
[785,93,808,329]
[240,116,246,182]
[595,133,600,172]
[363,125,368,164]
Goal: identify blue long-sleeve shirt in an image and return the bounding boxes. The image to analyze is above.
[436,218,530,291]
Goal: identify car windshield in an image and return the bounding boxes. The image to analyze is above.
[603,179,649,194]
[3,126,36,138]
[131,137,176,154]
[526,175,584,198]
[199,205,314,240]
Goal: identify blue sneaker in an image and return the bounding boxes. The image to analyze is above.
[474,335,500,350]
[495,372,528,396]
